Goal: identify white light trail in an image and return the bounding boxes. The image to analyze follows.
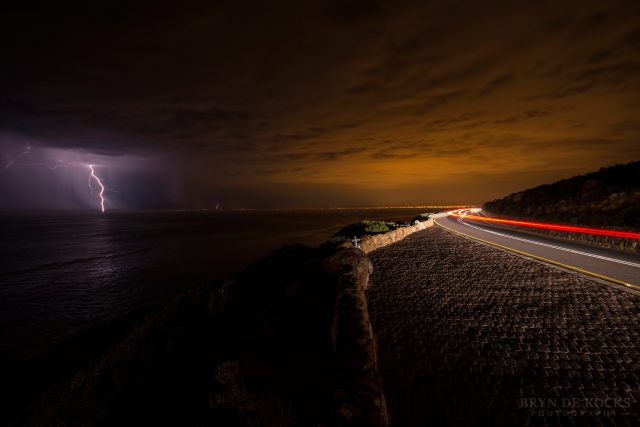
[456,214,640,268]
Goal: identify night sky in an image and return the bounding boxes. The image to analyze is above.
[2,0,640,210]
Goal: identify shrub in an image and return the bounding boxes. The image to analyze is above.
[332,220,391,240]
[210,360,297,427]
[362,220,389,233]
[208,277,237,322]
[328,236,350,244]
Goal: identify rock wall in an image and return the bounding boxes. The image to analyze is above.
[482,210,640,254]
[338,218,435,254]
[322,249,391,427]
[320,215,446,425]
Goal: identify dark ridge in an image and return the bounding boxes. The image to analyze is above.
[6,243,335,427]
[483,161,640,229]
[0,306,155,426]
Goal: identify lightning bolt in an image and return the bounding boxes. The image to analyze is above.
[89,165,105,212]
[16,161,79,170]
[2,144,35,171]
[2,145,119,212]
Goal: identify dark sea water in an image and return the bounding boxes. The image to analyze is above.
[0,208,443,368]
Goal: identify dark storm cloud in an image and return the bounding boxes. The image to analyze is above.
[0,99,253,153]
[260,147,368,163]
[610,119,640,133]
[260,152,311,162]
[371,150,418,160]
[257,167,306,176]
[494,110,550,124]
[271,128,326,141]
[478,75,515,97]
[423,112,483,129]
[317,147,368,161]
[2,0,640,209]
[318,0,380,23]
[570,9,618,41]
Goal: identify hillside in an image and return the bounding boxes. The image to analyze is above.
[6,244,335,427]
[482,161,640,229]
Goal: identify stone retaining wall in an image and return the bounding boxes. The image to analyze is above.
[320,214,447,425]
[482,210,640,254]
[322,249,390,427]
[339,218,437,254]
[360,220,432,254]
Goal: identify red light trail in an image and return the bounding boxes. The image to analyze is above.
[451,211,640,240]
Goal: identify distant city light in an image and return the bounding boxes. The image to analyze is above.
[231,205,473,211]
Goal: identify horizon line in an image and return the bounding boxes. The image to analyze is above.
[0,205,478,213]
[228,205,475,211]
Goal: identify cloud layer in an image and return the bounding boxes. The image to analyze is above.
[1,0,639,209]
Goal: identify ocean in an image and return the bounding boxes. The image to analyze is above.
[0,208,445,368]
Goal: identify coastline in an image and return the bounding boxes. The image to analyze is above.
[10,208,638,425]
[2,209,449,426]
[0,208,440,370]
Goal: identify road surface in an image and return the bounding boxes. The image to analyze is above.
[365,226,640,426]
[434,212,640,293]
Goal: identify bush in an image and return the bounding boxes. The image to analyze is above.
[328,236,350,244]
[332,220,392,240]
[210,360,297,427]
[362,220,389,233]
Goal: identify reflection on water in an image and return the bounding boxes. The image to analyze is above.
[0,208,441,367]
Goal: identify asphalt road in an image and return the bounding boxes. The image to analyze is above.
[434,213,640,293]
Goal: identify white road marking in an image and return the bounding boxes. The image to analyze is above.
[456,214,640,268]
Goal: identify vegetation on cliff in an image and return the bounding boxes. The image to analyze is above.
[9,244,335,427]
[329,219,410,243]
[483,161,640,229]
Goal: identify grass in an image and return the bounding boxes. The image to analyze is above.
[9,244,335,427]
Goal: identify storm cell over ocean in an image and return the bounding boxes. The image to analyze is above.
[2,0,639,210]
